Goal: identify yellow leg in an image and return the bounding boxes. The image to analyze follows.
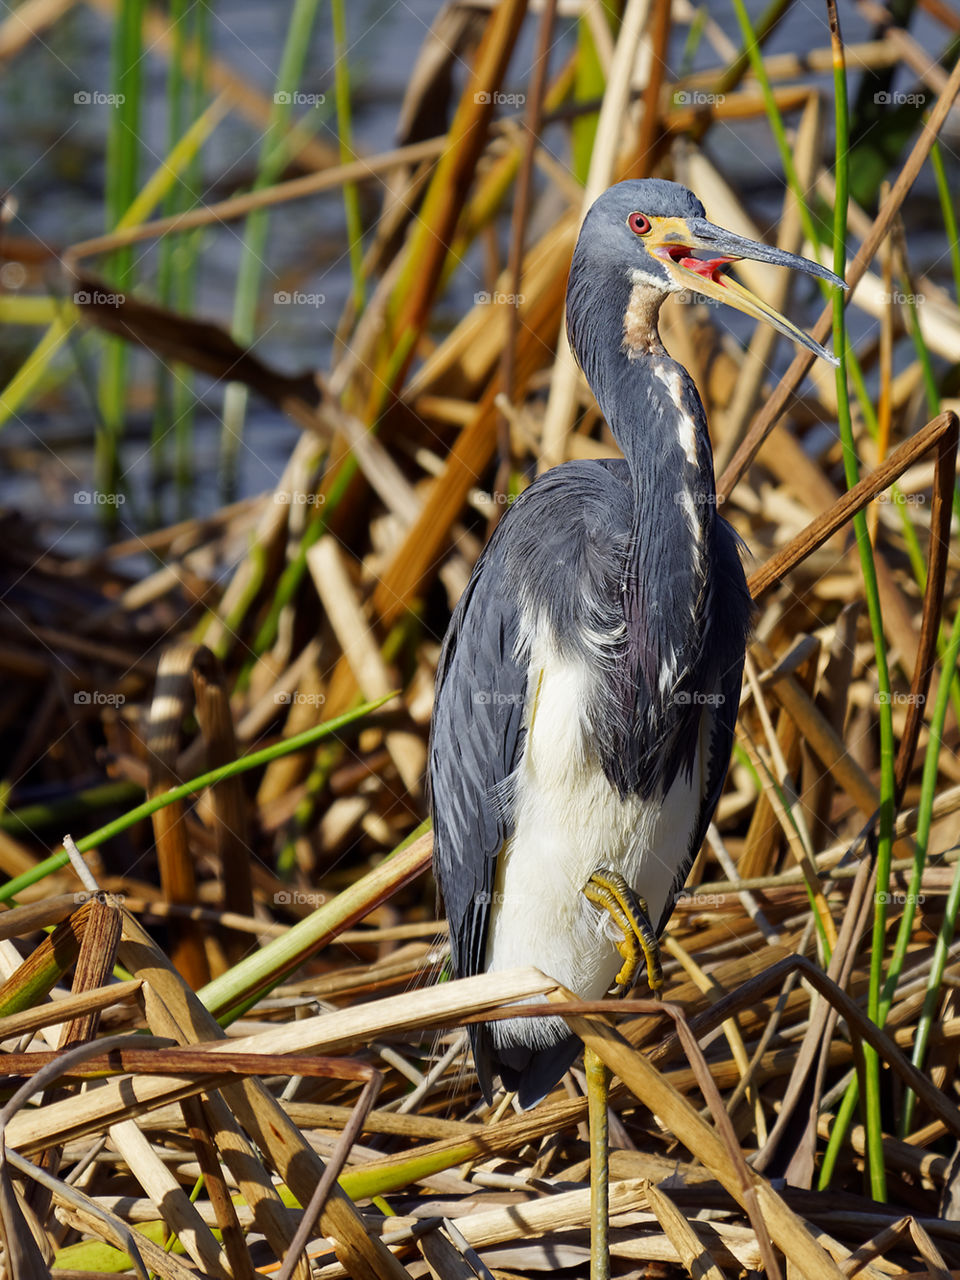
[585,1045,610,1280]
[583,869,663,996]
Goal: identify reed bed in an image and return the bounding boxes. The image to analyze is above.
[1,0,960,1276]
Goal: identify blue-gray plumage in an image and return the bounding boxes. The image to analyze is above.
[429,179,845,1109]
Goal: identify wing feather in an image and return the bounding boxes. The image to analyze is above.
[429,546,530,1101]
[429,550,528,979]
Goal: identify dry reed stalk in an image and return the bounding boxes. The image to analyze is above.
[0,977,141,1042]
[190,648,253,961]
[307,538,424,795]
[644,1178,729,1280]
[146,644,211,987]
[180,1094,258,1280]
[384,0,529,361]
[116,911,410,1280]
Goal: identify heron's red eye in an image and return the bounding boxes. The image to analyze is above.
[627,211,651,236]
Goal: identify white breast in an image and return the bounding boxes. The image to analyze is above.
[485,628,711,1051]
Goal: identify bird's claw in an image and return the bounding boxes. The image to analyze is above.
[583,869,663,998]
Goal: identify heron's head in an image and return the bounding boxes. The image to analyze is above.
[566,178,846,368]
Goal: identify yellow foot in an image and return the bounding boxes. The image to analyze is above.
[583,869,663,997]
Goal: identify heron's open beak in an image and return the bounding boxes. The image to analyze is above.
[648,216,848,366]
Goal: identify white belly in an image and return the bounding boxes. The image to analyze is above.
[485,639,710,1050]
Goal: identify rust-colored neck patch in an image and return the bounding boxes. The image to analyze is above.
[621,278,666,358]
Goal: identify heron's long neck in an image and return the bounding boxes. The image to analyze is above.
[601,351,714,503]
[586,319,717,699]
[567,271,717,520]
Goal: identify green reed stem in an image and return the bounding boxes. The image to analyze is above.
[0,781,143,837]
[930,141,960,298]
[97,0,145,507]
[830,3,891,1200]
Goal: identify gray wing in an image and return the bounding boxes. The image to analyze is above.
[428,546,528,984]
[429,460,634,983]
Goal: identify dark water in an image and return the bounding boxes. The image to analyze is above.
[0,0,951,542]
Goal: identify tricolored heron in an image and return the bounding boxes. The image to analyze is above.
[429,178,845,1272]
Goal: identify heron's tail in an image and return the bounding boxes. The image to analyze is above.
[471,1023,582,1109]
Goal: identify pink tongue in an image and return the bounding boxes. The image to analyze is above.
[680,253,737,283]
